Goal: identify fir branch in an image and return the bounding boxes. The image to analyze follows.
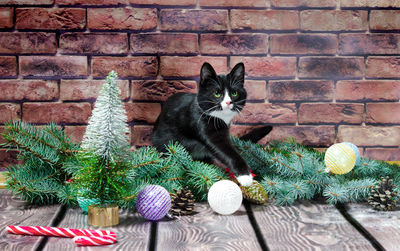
[271,156,301,174]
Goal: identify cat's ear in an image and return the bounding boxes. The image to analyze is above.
[200,62,217,84]
[229,62,245,83]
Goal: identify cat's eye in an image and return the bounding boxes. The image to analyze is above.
[214,91,222,98]
[231,91,238,97]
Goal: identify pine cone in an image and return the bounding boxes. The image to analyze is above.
[170,188,195,216]
[368,176,397,211]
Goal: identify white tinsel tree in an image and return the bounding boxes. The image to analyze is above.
[81,71,130,161]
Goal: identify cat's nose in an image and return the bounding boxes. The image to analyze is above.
[226,101,231,106]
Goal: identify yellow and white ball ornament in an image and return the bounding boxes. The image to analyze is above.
[324,143,356,175]
[207,180,243,215]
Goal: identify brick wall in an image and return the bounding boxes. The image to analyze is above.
[1,0,400,168]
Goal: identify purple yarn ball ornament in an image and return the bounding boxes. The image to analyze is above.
[137,185,171,221]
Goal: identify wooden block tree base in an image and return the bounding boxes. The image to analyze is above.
[88,204,119,227]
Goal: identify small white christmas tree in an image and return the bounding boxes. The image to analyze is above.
[81,71,130,161]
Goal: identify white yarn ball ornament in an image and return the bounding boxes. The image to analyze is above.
[207,180,243,215]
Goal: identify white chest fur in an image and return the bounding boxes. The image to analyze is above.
[210,109,238,125]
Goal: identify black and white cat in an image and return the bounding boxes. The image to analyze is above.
[152,62,254,186]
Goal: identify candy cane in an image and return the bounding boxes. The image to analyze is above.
[7,225,117,246]
[73,235,116,246]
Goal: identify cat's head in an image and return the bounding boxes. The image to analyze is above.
[197,62,247,124]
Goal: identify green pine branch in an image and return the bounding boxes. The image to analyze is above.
[4,120,400,209]
[2,121,78,205]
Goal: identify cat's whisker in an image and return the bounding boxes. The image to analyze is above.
[234,98,246,104]
[197,104,220,125]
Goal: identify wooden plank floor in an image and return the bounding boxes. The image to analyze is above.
[0,190,62,251]
[2,189,400,250]
[346,203,400,251]
[251,201,375,251]
[156,203,261,250]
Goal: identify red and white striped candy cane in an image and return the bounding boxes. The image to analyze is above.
[7,225,117,246]
[73,235,116,246]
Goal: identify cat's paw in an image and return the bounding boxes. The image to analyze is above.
[236,174,253,187]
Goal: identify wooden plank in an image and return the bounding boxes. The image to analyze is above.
[43,207,152,251]
[0,190,62,251]
[251,201,375,250]
[346,203,400,251]
[156,203,262,250]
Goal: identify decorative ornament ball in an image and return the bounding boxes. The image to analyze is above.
[137,185,171,221]
[343,142,361,165]
[208,180,243,215]
[325,143,356,175]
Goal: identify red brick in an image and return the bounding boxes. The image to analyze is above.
[0,8,13,28]
[23,103,91,124]
[133,125,153,147]
[0,127,5,144]
[299,57,364,79]
[231,56,296,78]
[234,103,297,124]
[366,103,400,124]
[60,33,128,55]
[371,10,400,31]
[200,34,268,55]
[20,56,88,78]
[16,8,86,30]
[366,57,400,78]
[0,32,57,54]
[299,103,363,124]
[0,103,21,123]
[0,149,20,169]
[337,81,400,102]
[231,10,298,31]
[271,0,337,7]
[338,126,400,146]
[92,56,157,78]
[270,34,337,55]
[131,33,198,54]
[364,148,400,161]
[2,0,53,4]
[160,56,227,77]
[130,0,195,5]
[57,0,125,5]
[200,0,266,7]
[244,80,266,101]
[339,34,400,55]
[259,125,335,146]
[88,8,157,30]
[125,103,161,124]
[60,80,129,101]
[132,80,197,101]
[161,9,228,31]
[269,80,334,101]
[0,80,58,101]
[342,0,400,7]
[64,126,86,143]
[0,56,17,77]
[301,10,367,31]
